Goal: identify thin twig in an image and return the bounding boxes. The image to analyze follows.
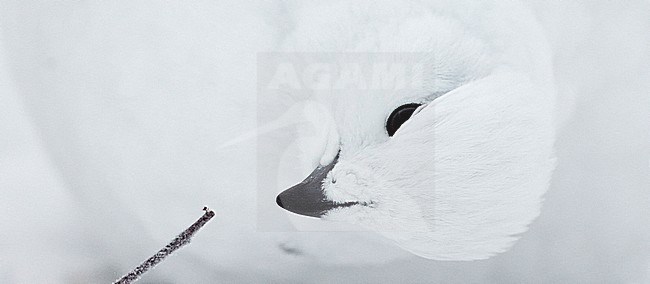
[113,207,216,284]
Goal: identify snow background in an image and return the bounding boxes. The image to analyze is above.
[0,0,648,283]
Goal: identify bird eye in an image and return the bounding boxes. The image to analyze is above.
[386,103,421,137]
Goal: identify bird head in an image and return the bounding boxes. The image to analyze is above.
[275,1,556,260]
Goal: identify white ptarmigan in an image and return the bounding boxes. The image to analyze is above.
[275,0,556,260]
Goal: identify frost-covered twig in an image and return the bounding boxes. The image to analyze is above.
[113,207,215,284]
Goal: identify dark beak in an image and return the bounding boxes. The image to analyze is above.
[276,155,357,218]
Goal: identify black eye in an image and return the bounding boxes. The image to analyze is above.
[386,103,421,137]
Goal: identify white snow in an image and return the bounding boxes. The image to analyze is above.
[0,0,648,283]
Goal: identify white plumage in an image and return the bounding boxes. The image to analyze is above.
[275,0,556,260]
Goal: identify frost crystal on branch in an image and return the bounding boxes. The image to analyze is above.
[113,207,215,284]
